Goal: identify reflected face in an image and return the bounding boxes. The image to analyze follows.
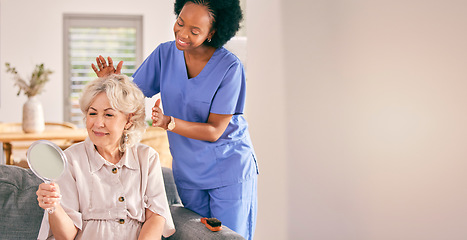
[173,2,215,51]
[86,92,129,151]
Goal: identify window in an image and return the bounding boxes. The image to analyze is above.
[63,14,142,127]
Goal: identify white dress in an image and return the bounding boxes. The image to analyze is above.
[37,137,175,240]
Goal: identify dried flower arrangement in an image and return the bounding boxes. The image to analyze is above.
[5,62,53,97]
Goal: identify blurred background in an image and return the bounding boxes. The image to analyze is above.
[2,0,467,239]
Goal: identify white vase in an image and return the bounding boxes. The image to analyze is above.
[22,96,45,133]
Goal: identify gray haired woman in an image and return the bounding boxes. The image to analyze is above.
[35,74,175,239]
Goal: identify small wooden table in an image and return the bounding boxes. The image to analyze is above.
[0,127,88,165]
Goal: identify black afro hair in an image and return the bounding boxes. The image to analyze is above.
[174,0,243,48]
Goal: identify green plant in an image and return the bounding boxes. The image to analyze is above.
[5,62,53,97]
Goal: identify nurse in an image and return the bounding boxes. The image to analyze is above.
[92,0,258,239]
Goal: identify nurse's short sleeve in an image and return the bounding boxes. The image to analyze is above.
[210,61,246,115]
[132,46,162,98]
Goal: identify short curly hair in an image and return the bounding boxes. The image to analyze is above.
[80,74,147,152]
[174,0,243,48]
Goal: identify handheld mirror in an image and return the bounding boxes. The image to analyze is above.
[27,140,68,213]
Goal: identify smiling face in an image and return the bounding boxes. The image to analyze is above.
[86,92,130,152]
[173,2,215,51]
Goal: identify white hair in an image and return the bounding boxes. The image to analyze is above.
[79,74,146,151]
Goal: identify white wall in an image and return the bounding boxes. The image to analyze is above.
[248,0,467,239]
[0,0,174,122]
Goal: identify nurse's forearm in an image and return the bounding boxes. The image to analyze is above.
[169,113,232,142]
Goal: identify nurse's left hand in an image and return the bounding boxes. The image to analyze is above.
[152,99,170,129]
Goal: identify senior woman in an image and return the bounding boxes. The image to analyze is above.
[35,74,175,240]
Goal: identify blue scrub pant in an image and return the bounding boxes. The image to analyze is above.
[177,175,257,240]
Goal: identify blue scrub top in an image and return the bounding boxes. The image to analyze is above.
[133,41,258,189]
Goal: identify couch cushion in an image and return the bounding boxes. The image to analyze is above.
[0,165,44,240]
[161,167,182,205]
[166,206,245,240]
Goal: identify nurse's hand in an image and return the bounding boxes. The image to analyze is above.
[152,99,170,129]
[36,182,62,211]
[91,55,123,77]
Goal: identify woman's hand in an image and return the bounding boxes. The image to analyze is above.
[91,55,123,77]
[37,182,79,239]
[36,182,62,211]
[152,99,170,129]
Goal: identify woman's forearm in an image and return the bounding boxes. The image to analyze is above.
[138,209,165,240]
[48,205,78,240]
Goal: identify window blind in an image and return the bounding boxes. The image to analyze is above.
[63,15,142,128]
